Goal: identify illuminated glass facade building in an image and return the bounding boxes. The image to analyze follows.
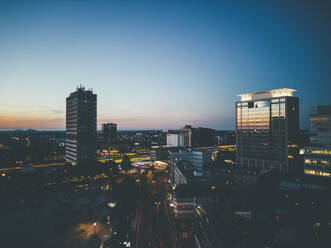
[66,86,97,166]
[304,105,331,177]
[236,88,299,173]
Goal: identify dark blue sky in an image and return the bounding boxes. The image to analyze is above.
[0,0,330,130]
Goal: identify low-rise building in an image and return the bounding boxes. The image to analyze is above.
[151,147,170,161]
[170,149,212,178]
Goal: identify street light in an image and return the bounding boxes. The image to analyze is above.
[93,222,97,234]
[107,216,112,233]
[155,201,161,211]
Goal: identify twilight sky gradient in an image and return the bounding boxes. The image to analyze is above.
[0,0,330,130]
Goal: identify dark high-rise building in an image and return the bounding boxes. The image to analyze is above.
[192,127,215,147]
[180,125,215,147]
[236,88,299,173]
[102,123,117,148]
[304,105,331,177]
[66,86,97,166]
[180,125,192,147]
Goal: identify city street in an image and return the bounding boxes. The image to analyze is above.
[135,175,179,248]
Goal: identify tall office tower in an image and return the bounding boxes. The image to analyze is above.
[304,105,331,177]
[66,86,97,166]
[236,88,299,173]
[181,125,192,147]
[102,123,117,148]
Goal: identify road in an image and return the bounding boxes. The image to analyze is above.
[0,145,235,173]
[0,156,151,172]
[135,175,179,248]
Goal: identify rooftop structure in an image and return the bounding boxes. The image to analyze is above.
[238,88,296,101]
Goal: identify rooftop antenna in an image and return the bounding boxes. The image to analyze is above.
[77,83,85,91]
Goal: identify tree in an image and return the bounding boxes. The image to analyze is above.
[107,160,120,176]
[253,170,281,210]
[112,176,138,216]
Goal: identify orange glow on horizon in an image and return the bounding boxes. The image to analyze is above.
[0,116,65,130]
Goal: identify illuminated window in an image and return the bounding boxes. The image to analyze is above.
[304,169,331,177]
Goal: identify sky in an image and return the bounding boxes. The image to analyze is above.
[0,0,330,130]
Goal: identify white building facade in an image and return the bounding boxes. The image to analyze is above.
[170,150,212,177]
[167,134,184,147]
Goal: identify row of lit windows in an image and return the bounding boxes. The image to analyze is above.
[239,108,270,113]
[271,103,286,118]
[305,149,331,155]
[238,121,270,124]
[239,119,270,123]
[310,117,328,122]
[238,120,270,124]
[237,124,270,128]
[304,159,330,166]
[238,112,270,117]
[238,127,269,130]
[237,122,269,126]
[272,103,285,107]
[239,112,270,116]
[304,169,331,177]
[271,98,286,103]
[237,98,286,106]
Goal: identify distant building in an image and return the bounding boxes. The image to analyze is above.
[236,88,299,174]
[304,105,331,177]
[180,125,192,147]
[102,123,117,148]
[66,86,97,166]
[167,133,184,147]
[170,149,212,180]
[192,150,212,174]
[150,146,181,161]
[192,127,216,147]
[215,130,236,145]
[309,105,331,145]
[180,125,215,147]
[151,147,169,161]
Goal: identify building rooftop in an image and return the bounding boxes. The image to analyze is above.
[238,88,296,101]
[69,85,94,97]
